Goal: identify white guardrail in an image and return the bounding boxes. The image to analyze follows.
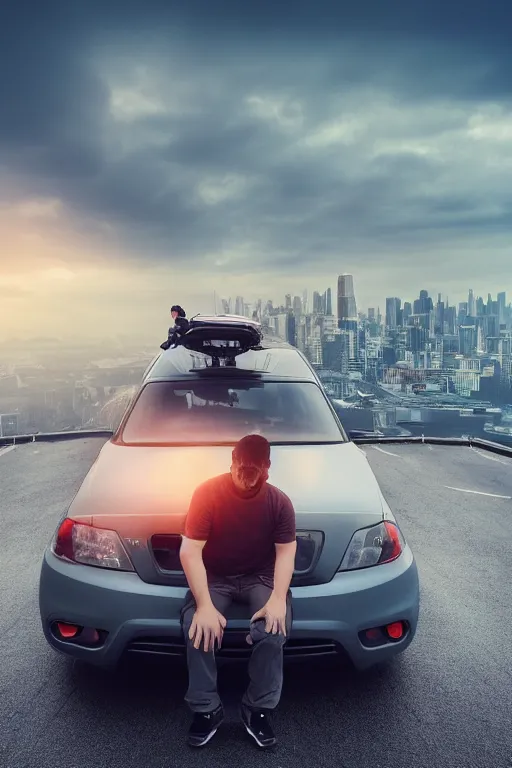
[1,430,512,458]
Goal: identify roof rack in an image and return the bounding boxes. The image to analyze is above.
[190,365,263,377]
[178,315,263,364]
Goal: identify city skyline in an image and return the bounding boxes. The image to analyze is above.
[2,2,512,341]
[2,267,512,440]
[2,276,511,344]
[216,280,510,319]
[2,270,511,438]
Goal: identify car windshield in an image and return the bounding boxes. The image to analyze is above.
[120,379,345,445]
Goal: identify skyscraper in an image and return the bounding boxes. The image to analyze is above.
[459,325,478,356]
[413,290,433,315]
[468,289,476,318]
[445,305,457,335]
[325,287,332,316]
[235,296,244,315]
[274,312,296,346]
[312,291,323,314]
[385,297,401,329]
[337,274,357,322]
[497,291,506,326]
[302,289,308,315]
[337,274,360,375]
[435,294,445,335]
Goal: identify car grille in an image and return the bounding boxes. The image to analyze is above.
[126,632,339,659]
[150,531,324,575]
[295,531,323,573]
[151,534,181,571]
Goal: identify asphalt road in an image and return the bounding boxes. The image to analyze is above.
[1,438,511,768]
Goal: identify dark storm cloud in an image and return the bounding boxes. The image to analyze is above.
[0,5,106,162]
[2,0,512,274]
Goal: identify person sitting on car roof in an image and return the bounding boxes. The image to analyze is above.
[160,305,190,350]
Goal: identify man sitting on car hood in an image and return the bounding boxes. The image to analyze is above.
[179,434,297,749]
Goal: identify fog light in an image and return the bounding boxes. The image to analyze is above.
[80,627,100,644]
[365,628,381,641]
[56,622,81,639]
[386,621,404,640]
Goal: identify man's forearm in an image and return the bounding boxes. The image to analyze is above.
[272,542,297,600]
[180,550,213,609]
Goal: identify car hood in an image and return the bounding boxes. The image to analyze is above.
[69,440,384,536]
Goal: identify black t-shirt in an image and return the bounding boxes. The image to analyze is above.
[168,317,189,341]
[184,473,296,579]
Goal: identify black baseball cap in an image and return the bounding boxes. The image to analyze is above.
[233,434,271,467]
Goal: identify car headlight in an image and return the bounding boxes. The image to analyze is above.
[52,518,134,572]
[338,521,405,571]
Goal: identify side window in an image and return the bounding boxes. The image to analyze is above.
[142,355,160,380]
[103,386,138,432]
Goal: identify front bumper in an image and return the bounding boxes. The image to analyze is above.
[39,546,420,670]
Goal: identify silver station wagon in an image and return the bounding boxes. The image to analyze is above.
[39,316,420,670]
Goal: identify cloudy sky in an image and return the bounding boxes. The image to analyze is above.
[1,0,512,340]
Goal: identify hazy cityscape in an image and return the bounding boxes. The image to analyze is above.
[0,335,154,438]
[1,275,511,444]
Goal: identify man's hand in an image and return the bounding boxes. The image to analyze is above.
[189,604,227,652]
[251,594,288,636]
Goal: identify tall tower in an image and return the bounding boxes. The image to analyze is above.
[385,297,401,329]
[337,274,357,322]
[312,291,323,314]
[337,274,361,375]
[235,296,245,315]
[468,289,475,318]
[325,287,332,316]
[497,291,506,326]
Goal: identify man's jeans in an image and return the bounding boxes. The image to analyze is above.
[181,574,293,713]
